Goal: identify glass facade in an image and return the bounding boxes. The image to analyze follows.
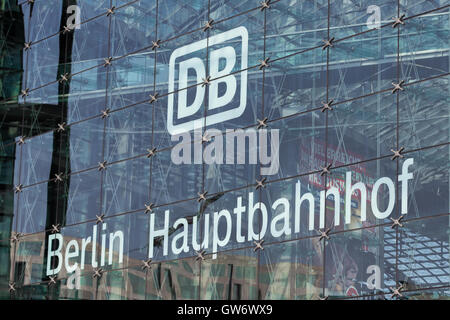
[0,0,449,300]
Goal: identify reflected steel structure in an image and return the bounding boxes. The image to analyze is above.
[0,0,449,300]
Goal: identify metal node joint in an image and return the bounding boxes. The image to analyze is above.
[201,76,211,87]
[11,232,22,243]
[390,283,405,298]
[203,19,214,32]
[93,268,104,279]
[321,100,334,112]
[59,73,70,83]
[57,123,66,133]
[98,161,107,171]
[17,136,26,145]
[142,259,152,271]
[392,14,406,28]
[197,191,208,202]
[103,57,113,67]
[14,184,23,194]
[202,134,211,144]
[21,88,29,98]
[51,224,61,234]
[8,282,16,293]
[391,80,405,94]
[101,108,111,119]
[106,6,116,17]
[149,92,159,104]
[63,25,73,34]
[195,250,206,261]
[260,0,271,11]
[256,178,267,190]
[144,203,155,214]
[151,39,161,51]
[54,173,64,183]
[257,117,268,129]
[96,214,105,224]
[48,276,57,286]
[147,148,157,158]
[259,57,270,70]
[253,240,265,252]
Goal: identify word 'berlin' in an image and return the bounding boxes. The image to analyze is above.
[46,158,414,276]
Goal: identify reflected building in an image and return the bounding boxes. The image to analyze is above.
[0,0,449,300]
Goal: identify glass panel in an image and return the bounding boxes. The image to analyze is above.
[203,128,259,194]
[109,56,155,110]
[1,0,449,302]
[0,169,15,241]
[154,29,206,150]
[20,83,63,141]
[210,0,257,22]
[77,0,112,20]
[46,215,147,287]
[209,1,264,68]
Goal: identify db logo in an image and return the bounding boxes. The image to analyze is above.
[167,26,248,135]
